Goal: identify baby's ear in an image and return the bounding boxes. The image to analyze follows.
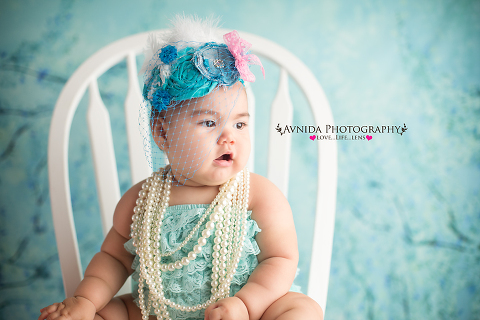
[151,116,168,150]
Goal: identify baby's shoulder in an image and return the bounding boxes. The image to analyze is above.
[112,179,145,237]
[248,172,288,209]
[248,172,292,227]
[118,179,145,210]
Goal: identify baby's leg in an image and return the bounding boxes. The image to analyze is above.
[96,294,149,320]
[260,292,323,320]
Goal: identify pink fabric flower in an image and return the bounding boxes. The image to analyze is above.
[224,30,265,82]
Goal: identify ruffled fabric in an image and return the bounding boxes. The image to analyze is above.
[124,204,261,319]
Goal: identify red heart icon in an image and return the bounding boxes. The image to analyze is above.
[309,135,316,141]
[366,135,372,141]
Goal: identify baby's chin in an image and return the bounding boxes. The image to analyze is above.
[180,175,232,188]
[181,170,242,187]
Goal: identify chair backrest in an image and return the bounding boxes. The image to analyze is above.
[48,29,337,314]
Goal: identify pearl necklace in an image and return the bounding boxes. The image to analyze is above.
[130,166,250,320]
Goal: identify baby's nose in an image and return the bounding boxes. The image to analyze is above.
[218,128,235,144]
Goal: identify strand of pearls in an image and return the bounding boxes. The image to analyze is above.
[130,167,250,320]
[157,183,227,258]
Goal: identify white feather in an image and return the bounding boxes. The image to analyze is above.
[165,14,221,44]
[140,15,222,76]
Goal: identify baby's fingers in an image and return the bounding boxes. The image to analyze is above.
[38,302,64,320]
[205,304,231,320]
[38,302,65,320]
[204,303,219,320]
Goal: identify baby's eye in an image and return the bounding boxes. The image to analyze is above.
[235,122,247,130]
[200,120,216,128]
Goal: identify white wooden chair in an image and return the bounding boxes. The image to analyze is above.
[48,29,337,315]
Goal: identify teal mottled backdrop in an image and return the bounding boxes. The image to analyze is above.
[0,0,479,319]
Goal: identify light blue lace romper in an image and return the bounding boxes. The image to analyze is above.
[124,204,262,319]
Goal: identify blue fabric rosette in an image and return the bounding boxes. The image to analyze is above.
[144,42,243,112]
[193,43,240,86]
[159,45,178,65]
[163,47,219,102]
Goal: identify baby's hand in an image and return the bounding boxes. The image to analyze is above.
[38,296,96,320]
[204,296,249,320]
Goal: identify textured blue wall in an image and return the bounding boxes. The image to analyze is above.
[0,0,479,319]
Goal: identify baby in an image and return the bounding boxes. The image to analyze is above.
[39,16,323,320]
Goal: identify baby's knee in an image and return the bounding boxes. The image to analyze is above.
[287,292,323,316]
[262,292,323,320]
[96,296,130,320]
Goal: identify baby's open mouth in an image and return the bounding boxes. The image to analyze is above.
[216,153,232,161]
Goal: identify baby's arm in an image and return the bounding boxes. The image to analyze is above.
[205,173,299,320]
[39,182,142,320]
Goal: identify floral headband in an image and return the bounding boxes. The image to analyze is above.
[143,30,265,112]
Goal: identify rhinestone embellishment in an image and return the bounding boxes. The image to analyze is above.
[213,59,225,68]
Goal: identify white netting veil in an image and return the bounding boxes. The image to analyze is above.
[138,16,264,185]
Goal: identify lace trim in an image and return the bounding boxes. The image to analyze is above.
[124,204,261,316]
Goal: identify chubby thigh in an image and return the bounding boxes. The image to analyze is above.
[260,292,324,320]
[97,294,147,320]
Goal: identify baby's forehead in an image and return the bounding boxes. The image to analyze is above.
[173,86,247,117]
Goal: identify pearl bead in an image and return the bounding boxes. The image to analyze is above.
[206,221,215,230]
[198,237,207,246]
[193,245,202,254]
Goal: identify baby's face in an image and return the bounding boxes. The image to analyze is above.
[154,82,250,186]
